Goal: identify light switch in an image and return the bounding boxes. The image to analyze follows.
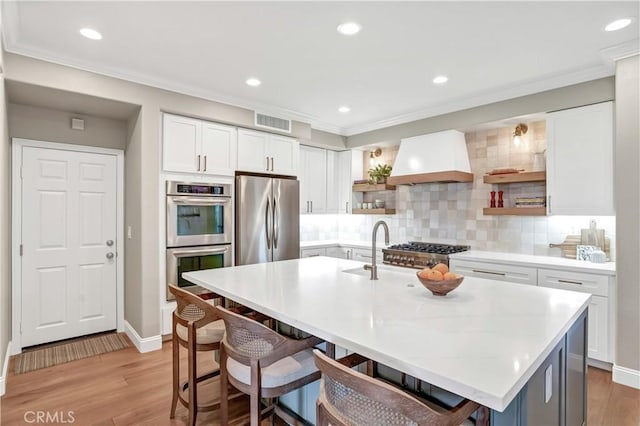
[127,226,132,239]
[544,364,553,403]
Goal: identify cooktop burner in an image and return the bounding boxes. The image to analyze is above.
[386,242,470,255]
[382,242,470,269]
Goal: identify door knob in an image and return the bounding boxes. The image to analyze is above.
[106,252,115,260]
[106,240,114,246]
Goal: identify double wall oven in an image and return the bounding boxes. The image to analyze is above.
[166,181,232,300]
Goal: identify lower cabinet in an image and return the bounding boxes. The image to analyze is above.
[351,247,383,263]
[326,246,352,259]
[300,247,326,258]
[449,259,537,286]
[537,268,611,362]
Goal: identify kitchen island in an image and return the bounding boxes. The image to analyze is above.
[184,256,591,425]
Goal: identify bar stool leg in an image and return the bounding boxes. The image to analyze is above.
[250,359,261,426]
[170,320,179,418]
[220,344,229,425]
[188,326,197,426]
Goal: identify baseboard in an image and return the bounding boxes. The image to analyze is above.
[0,341,11,396]
[612,364,640,389]
[124,321,162,353]
[588,358,612,371]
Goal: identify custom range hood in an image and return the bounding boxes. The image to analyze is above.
[387,130,474,185]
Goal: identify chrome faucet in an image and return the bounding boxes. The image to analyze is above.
[364,220,389,280]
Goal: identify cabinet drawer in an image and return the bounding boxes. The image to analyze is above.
[537,269,608,297]
[351,247,383,263]
[300,247,326,258]
[449,259,537,286]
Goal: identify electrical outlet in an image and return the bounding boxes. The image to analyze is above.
[545,364,553,403]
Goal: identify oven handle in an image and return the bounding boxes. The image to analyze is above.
[171,197,229,205]
[172,247,229,257]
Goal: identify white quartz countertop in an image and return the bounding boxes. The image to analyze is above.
[450,250,616,276]
[184,257,590,412]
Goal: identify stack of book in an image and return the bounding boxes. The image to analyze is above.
[515,197,546,208]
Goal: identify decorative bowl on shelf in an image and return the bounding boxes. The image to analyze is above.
[415,272,464,296]
[374,199,385,208]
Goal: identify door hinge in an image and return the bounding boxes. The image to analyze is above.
[20,322,22,334]
[20,167,23,179]
[20,244,23,256]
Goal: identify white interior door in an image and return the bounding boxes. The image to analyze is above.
[21,146,118,347]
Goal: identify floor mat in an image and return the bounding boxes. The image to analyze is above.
[14,333,130,374]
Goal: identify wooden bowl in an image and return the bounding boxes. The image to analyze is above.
[416,272,464,296]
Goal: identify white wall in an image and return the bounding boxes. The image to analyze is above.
[7,103,128,150]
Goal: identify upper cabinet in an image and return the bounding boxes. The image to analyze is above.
[300,147,363,214]
[332,150,363,214]
[237,128,299,176]
[300,145,328,213]
[163,113,237,176]
[546,102,614,215]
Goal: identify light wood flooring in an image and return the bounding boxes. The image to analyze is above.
[2,337,639,425]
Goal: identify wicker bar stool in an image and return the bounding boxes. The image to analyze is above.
[169,284,227,426]
[313,349,481,426]
[215,305,324,426]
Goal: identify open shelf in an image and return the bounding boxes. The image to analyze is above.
[387,171,473,185]
[483,171,546,184]
[352,183,396,192]
[483,207,546,216]
[352,208,397,215]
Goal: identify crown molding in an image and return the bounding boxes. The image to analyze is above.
[342,63,614,136]
[600,38,640,64]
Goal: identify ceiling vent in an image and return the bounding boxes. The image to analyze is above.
[255,112,291,133]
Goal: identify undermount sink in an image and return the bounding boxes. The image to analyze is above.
[342,265,410,277]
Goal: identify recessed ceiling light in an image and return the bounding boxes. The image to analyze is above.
[246,78,261,87]
[433,75,449,85]
[605,18,632,32]
[79,28,102,40]
[338,106,351,113]
[337,22,361,36]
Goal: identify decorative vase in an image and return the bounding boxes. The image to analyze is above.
[490,191,496,208]
[498,191,504,208]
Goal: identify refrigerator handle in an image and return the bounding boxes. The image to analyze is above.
[265,199,271,250]
[273,197,278,249]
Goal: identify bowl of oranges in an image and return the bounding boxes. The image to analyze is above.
[416,263,464,296]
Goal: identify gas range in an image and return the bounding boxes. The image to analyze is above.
[382,242,470,269]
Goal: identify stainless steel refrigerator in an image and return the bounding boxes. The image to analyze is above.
[236,174,300,265]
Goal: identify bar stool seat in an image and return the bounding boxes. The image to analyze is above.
[226,348,317,388]
[175,319,225,345]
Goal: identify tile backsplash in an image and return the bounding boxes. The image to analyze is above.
[301,120,616,259]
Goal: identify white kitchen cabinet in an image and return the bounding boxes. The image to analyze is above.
[546,101,614,215]
[449,259,537,286]
[300,247,326,258]
[299,145,328,213]
[326,246,352,259]
[351,247,383,263]
[337,150,363,214]
[163,113,237,176]
[537,268,612,362]
[237,128,299,176]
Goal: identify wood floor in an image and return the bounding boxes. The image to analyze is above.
[2,337,639,425]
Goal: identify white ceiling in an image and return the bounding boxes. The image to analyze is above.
[2,1,638,136]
